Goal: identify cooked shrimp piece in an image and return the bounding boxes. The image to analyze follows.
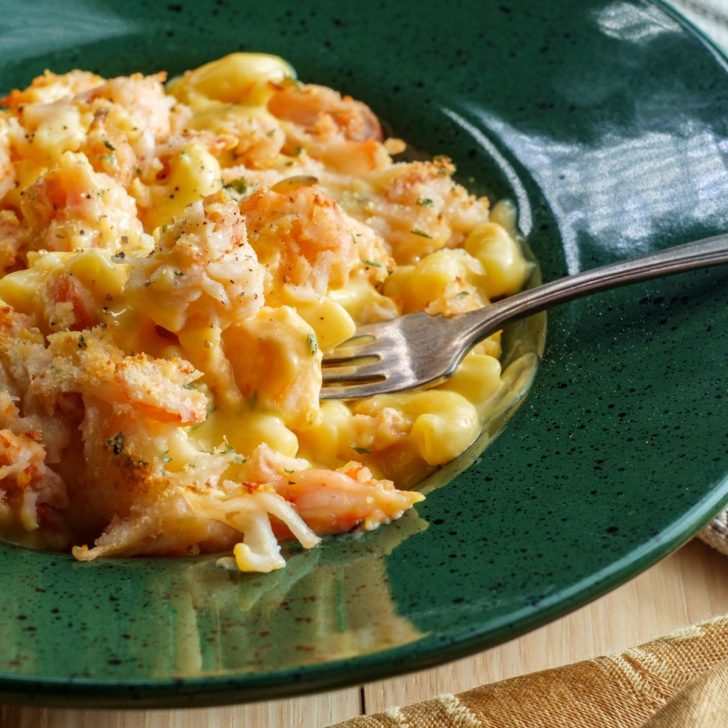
[115,356,207,425]
[222,305,322,429]
[272,462,423,535]
[237,443,422,537]
[48,272,98,331]
[0,210,28,272]
[81,108,142,187]
[20,151,152,255]
[127,189,264,332]
[0,427,67,532]
[365,159,491,263]
[240,179,391,295]
[0,70,104,107]
[74,73,177,187]
[83,73,174,141]
[269,82,382,142]
[179,108,286,170]
[21,331,207,427]
[0,119,16,203]
[153,130,238,167]
[268,82,391,176]
[225,113,286,169]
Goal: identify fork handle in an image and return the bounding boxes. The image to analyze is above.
[459,233,728,344]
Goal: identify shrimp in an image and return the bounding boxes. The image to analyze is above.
[83,73,174,141]
[0,210,28,273]
[0,70,104,107]
[18,331,207,427]
[240,178,391,296]
[126,189,264,333]
[115,356,208,426]
[45,273,98,332]
[0,118,16,203]
[269,82,382,142]
[81,107,142,187]
[0,427,67,532]
[20,151,153,255]
[241,443,423,535]
[222,305,322,429]
[181,110,286,170]
[367,159,491,263]
[273,462,423,535]
[268,82,391,177]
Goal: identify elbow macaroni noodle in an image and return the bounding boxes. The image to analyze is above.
[0,54,531,572]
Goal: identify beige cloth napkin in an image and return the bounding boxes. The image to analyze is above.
[698,510,728,558]
[331,615,728,728]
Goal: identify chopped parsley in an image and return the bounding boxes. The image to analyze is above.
[416,197,433,206]
[455,291,470,298]
[103,139,115,151]
[307,331,318,354]
[160,451,172,464]
[77,334,87,349]
[362,259,382,268]
[352,446,371,454]
[106,432,125,455]
[224,179,255,195]
[410,228,432,239]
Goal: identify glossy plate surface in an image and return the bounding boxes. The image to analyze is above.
[1,0,727,708]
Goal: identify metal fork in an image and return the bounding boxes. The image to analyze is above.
[321,233,728,399]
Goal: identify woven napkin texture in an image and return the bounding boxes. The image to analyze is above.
[331,615,728,728]
[698,511,728,557]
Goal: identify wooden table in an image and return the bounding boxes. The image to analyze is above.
[2,538,727,727]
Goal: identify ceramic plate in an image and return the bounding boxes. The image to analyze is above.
[1,0,727,708]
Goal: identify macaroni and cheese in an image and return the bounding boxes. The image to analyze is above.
[0,54,530,572]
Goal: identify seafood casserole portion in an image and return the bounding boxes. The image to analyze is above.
[0,54,530,572]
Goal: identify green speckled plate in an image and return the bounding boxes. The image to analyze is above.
[1,0,727,708]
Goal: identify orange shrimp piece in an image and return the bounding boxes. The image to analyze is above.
[269,82,382,141]
[52,274,97,331]
[273,465,423,535]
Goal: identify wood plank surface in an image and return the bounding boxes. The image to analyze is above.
[2,539,727,727]
[363,539,728,713]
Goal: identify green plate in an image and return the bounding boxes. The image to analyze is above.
[1,0,727,708]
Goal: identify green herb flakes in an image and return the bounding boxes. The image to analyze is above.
[106,432,125,455]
